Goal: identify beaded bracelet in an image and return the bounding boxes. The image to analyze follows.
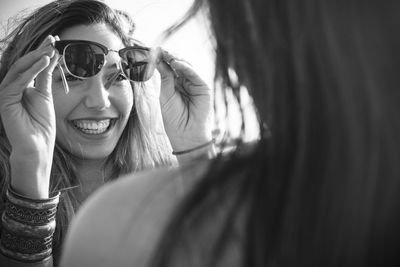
[0,227,53,262]
[0,187,60,263]
[172,139,215,155]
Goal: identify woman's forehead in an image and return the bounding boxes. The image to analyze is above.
[59,23,125,51]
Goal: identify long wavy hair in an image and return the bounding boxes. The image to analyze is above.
[0,0,174,256]
[151,0,400,266]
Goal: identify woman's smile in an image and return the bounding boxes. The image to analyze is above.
[71,118,114,135]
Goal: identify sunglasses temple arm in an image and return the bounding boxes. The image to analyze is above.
[57,64,70,94]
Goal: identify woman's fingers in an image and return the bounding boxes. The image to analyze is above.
[156,48,211,107]
[3,46,54,87]
[38,35,54,49]
[161,50,204,83]
[20,55,52,89]
[3,35,56,86]
[155,49,175,80]
[36,36,59,96]
[156,49,209,85]
[0,36,57,104]
[0,56,51,111]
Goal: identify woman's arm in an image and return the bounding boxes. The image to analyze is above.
[0,187,59,266]
[0,35,59,266]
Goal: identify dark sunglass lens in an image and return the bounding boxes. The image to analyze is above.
[120,49,155,82]
[64,43,105,78]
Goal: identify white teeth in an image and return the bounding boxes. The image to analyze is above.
[73,119,111,134]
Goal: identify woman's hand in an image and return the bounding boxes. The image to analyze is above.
[0,35,59,198]
[156,49,213,153]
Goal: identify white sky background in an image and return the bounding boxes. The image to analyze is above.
[0,0,259,141]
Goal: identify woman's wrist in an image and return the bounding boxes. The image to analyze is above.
[172,139,215,155]
[0,186,59,263]
[174,139,217,164]
[10,172,50,199]
[9,153,52,199]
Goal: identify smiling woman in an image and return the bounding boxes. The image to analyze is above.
[0,0,214,266]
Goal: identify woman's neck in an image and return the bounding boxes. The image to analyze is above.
[73,158,111,202]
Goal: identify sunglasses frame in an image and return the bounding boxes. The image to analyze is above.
[54,40,153,93]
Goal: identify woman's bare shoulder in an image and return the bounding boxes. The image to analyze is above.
[60,160,210,267]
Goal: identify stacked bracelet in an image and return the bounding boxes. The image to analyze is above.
[172,139,215,155]
[0,187,60,262]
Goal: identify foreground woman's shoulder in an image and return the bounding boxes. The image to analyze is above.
[60,161,210,267]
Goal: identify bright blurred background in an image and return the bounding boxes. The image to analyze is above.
[0,0,259,142]
[0,0,214,84]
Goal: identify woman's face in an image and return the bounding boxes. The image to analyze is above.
[52,23,134,160]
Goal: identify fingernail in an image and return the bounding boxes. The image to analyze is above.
[48,35,56,46]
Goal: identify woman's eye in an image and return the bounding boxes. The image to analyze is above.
[115,73,127,82]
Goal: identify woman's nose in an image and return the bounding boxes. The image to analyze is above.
[83,77,111,110]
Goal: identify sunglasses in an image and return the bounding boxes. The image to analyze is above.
[54,40,157,93]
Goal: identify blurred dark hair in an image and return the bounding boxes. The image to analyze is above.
[151,0,400,266]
